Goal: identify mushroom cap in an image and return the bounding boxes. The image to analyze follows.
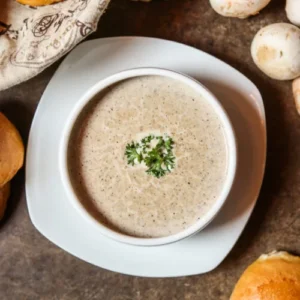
[286,0,300,26]
[251,23,300,80]
[210,0,271,19]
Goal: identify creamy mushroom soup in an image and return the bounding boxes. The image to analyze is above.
[68,75,228,238]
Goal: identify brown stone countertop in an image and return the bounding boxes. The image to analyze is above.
[0,0,299,299]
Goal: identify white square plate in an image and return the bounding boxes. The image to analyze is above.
[26,37,266,277]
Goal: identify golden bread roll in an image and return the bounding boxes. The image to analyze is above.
[17,0,62,6]
[0,182,10,220]
[230,251,300,300]
[0,112,24,187]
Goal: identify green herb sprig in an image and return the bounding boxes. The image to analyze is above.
[125,134,175,178]
[125,142,143,165]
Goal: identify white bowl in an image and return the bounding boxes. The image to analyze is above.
[59,68,237,247]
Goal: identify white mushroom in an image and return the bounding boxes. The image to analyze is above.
[286,0,300,26]
[209,0,271,19]
[293,77,300,115]
[251,23,300,80]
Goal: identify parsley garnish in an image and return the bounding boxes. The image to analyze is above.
[125,134,176,178]
[125,142,143,165]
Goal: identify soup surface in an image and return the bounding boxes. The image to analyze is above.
[68,75,228,237]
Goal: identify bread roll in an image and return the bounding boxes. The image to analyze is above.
[230,251,300,300]
[0,182,10,220]
[0,112,24,187]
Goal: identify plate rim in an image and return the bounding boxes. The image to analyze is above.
[25,36,267,277]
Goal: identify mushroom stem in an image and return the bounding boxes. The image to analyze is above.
[293,77,300,115]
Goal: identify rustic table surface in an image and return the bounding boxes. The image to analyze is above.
[0,0,299,299]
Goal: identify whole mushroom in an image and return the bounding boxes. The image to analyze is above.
[286,0,300,26]
[209,0,271,19]
[251,23,300,80]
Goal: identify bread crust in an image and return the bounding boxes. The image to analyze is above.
[16,0,63,6]
[230,251,300,300]
[0,113,24,187]
[0,182,10,220]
